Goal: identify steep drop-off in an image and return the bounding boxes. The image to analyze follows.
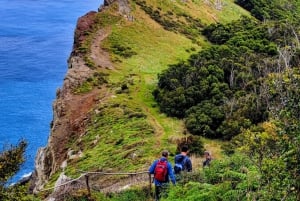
[31,10,104,192]
[30,0,249,198]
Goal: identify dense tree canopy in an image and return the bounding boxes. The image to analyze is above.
[154,17,283,139]
[235,0,300,21]
[154,0,300,199]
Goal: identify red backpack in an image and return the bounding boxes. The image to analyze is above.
[154,160,168,182]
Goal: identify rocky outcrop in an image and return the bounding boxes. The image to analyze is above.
[30,10,101,193]
[104,0,115,6]
[30,0,131,194]
[102,0,131,16]
[72,11,97,56]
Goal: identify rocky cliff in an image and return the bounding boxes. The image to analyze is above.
[29,0,248,197]
[30,0,130,193]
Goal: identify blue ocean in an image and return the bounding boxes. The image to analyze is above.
[0,0,103,183]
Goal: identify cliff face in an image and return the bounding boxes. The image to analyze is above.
[31,0,132,193]
[31,11,98,192]
[31,4,106,194]
[30,0,246,196]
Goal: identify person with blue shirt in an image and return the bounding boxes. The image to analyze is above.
[149,150,176,201]
[174,145,192,173]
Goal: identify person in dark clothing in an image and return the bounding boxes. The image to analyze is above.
[174,145,192,174]
[149,150,176,201]
[203,151,212,167]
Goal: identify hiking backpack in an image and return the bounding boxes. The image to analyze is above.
[154,160,168,182]
[174,156,187,174]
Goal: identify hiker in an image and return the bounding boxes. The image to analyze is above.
[203,151,212,167]
[149,150,176,201]
[174,145,192,175]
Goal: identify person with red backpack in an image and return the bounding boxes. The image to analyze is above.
[149,150,176,201]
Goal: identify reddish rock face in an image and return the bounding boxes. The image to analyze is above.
[73,11,97,52]
[31,0,130,195]
[31,10,101,194]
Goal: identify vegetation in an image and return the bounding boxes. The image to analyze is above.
[73,72,108,94]
[76,0,246,169]
[133,0,204,43]
[160,118,300,200]
[76,5,123,69]
[154,0,300,200]
[154,14,300,139]
[0,140,38,201]
[69,98,156,173]
[235,0,300,21]
[58,0,249,200]
[6,0,300,200]
[154,16,277,139]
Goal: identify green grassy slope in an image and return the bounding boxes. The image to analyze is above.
[49,0,250,189]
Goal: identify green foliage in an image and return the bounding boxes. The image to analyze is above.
[46,0,300,200]
[162,151,299,200]
[162,182,221,201]
[64,187,150,201]
[73,72,108,94]
[0,140,37,200]
[70,187,150,201]
[0,184,41,201]
[202,16,277,55]
[154,8,300,139]
[133,0,204,43]
[230,120,299,200]
[269,70,300,199]
[76,8,123,68]
[106,187,149,201]
[185,100,225,138]
[165,115,300,200]
[103,32,138,62]
[65,98,157,173]
[154,18,273,138]
[0,140,27,185]
[235,0,300,21]
[111,44,137,58]
[162,154,259,201]
[176,135,204,156]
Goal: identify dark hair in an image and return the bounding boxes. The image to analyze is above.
[181,145,189,152]
[162,150,169,157]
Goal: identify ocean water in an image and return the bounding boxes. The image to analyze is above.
[0,0,103,183]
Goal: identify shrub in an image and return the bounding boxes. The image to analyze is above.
[176,135,204,156]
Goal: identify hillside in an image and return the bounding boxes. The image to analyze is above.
[26,0,300,200]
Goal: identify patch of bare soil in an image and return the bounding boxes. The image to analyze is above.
[90,28,114,70]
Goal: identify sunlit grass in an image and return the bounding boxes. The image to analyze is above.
[64,0,249,176]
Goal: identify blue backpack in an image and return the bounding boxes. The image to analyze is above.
[174,155,187,174]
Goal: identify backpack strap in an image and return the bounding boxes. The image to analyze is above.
[181,155,187,170]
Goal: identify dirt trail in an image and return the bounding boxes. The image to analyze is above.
[90,28,114,70]
[147,108,164,147]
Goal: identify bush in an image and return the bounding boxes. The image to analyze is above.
[106,187,150,201]
[154,16,286,139]
[162,153,260,201]
[176,135,204,156]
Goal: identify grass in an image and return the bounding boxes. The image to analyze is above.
[66,96,157,173]
[134,0,250,24]
[37,1,255,200]
[62,0,249,186]
[73,72,108,94]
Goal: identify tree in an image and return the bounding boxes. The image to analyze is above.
[234,121,299,199]
[0,140,31,201]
